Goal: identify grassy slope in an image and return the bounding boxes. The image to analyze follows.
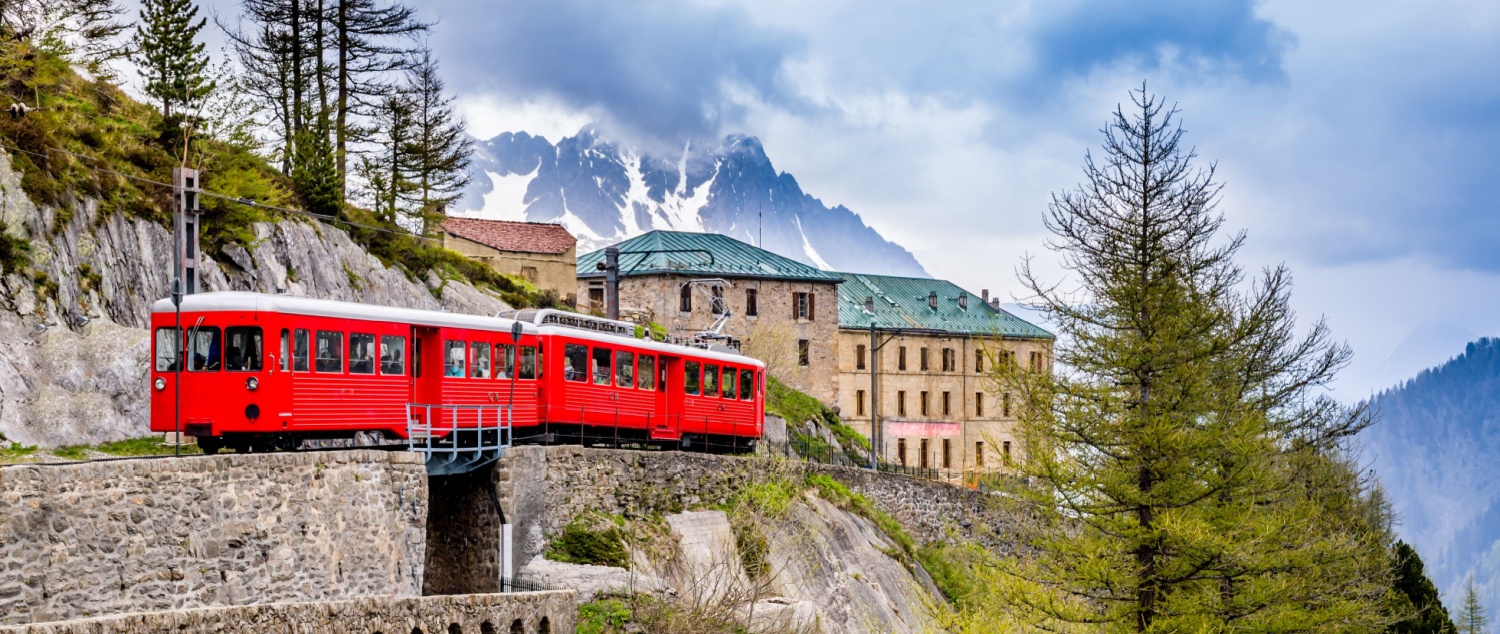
[0,43,555,308]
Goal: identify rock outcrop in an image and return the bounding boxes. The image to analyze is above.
[0,151,510,447]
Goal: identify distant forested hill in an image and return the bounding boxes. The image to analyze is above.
[1364,337,1500,608]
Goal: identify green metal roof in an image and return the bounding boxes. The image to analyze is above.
[834,272,1053,340]
[577,231,844,283]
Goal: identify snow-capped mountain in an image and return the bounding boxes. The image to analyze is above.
[455,127,928,277]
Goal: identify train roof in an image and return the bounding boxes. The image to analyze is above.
[151,292,765,367]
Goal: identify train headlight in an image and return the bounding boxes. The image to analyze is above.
[154,377,166,391]
[246,376,259,391]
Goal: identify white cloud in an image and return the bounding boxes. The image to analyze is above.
[457,94,597,144]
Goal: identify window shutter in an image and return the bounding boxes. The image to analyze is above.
[792,293,799,319]
[808,292,816,321]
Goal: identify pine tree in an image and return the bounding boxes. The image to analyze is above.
[1458,577,1489,634]
[134,0,213,117]
[976,85,1390,632]
[399,47,469,235]
[290,107,341,217]
[355,89,416,224]
[1388,541,1458,634]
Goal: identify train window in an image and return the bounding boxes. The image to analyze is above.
[739,369,754,400]
[615,351,634,388]
[563,344,587,382]
[348,333,376,374]
[471,342,491,378]
[703,364,719,397]
[187,327,222,372]
[684,361,700,395]
[520,346,537,380]
[444,341,466,377]
[381,336,406,375]
[279,329,290,371]
[591,348,612,385]
[154,328,180,372]
[721,367,735,398]
[293,329,310,372]
[315,331,344,373]
[496,344,514,379]
[225,327,263,372]
[637,355,655,390]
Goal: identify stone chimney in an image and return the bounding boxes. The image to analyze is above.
[990,298,1000,309]
[981,289,989,303]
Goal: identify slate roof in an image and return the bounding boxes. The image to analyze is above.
[577,231,843,283]
[441,218,577,255]
[834,272,1053,340]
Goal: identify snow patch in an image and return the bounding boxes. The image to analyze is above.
[464,169,534,222]
[794,215,833,270]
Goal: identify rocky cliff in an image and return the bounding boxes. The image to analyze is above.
[0,151,510,448]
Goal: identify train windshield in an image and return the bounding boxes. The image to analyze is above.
[187,327,222,371]
[225,327,263,372]
[154,328,179,372]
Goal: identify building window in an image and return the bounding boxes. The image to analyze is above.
[898,346,907,371]
[711,285,724,315]
[856,390,866,416]
[920,347,930,371]
[942,439,951,469]
[942,348,955,372]
[919,439,930,469]
[520,266,538,283]
[942,391,951,416]
[856,344,867,370]
[1003,392,1012,418]
[976,392,984,417]
[920,391,930,416]
[679,285,692,312]
[797,340,810,366]
[746,289,758,316]
[1003,440,1013,466]
[793,291,815,320]
[976,441,985,467]
[898,438,908,467]
[897,390,907,417]
[976,349,984,373]
[589,286,604,309]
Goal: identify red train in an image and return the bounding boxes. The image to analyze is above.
[149,292,765,455]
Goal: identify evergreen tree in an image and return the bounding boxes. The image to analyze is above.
[354,89,415,224]
[290,108,341,217]
[134,0,213,117]
[1458,577,1489,634]
[1389,541,1458,634]
[977,85,1390,632]
[399,48,469,235]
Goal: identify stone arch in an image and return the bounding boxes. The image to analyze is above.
[411,628,424,634]
[480,622,497,634]
[537,617,550,634]
[509,619,523,634]
[448,625,463,634]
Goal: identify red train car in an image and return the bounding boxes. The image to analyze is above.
[149,292,765,454]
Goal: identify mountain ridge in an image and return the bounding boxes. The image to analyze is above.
[456,127,929,277]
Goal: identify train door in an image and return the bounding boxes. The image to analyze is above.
[412,326,441,404]
[657,355,684,438]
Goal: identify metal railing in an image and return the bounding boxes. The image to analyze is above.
[406,404,512,476]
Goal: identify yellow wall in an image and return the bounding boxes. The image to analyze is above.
[443,234,577,302]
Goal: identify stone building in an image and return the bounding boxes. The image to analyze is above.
[440,218,578,301]
[834,272,1053,475]
[577,231,843,402]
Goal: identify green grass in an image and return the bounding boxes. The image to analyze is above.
[766,375,832,426]
[96,436,200,457]
[51,445,88,460]
[0,443,40,463]
[577,596,634,634]
[916,542,985,608]
[546,514,630,568]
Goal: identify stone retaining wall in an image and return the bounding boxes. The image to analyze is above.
[0,591,576,634]
[503,446,1014,568]
[0,451,427,626]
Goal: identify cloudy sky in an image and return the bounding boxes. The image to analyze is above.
[191,0,1500,400]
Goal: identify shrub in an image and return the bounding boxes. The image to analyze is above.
[546,514,629,568]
